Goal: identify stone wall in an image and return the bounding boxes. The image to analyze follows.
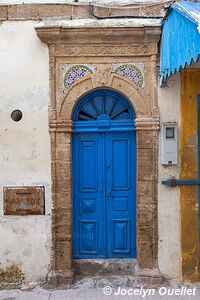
[35,20,162,284]
[0,1,168,21]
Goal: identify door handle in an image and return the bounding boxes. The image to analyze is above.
[106,191,112,196]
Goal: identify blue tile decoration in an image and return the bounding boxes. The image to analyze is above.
[62,64,96,94]
[111,63,144,88]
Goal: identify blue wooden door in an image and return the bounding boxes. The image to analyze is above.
[73,133,106,258]
[105,132,136,257]
[73,131,136,258]
[72,89,136,258]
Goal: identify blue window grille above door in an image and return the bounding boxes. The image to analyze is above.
[74,90,133,121]
[72,89,136,258]
[73,90,135,133]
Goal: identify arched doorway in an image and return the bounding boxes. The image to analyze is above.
[72,89,136,259]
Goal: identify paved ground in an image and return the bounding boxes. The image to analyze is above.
[0,277,200,300]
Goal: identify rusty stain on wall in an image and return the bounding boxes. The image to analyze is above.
[0,265,25,287]
[181,69,200,282]
[3,186,45,215]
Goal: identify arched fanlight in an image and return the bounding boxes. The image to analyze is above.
[74,90,134,122]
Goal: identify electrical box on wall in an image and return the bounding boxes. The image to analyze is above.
[162,122,178,165]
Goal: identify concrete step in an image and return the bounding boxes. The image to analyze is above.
[73,259,137,277]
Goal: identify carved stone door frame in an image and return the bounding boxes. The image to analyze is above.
[35,22,161,285]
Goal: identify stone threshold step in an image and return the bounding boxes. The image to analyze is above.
[73,258,137,276]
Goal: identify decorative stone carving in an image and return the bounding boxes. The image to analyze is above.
[56,44,157,57]
[135,117,160,131]
[111,63,144,88]
[35,22,161,286]
[62,64,96,94]
[95,65,111,87]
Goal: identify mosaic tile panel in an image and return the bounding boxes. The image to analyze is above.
[111,63,144,88]
[62,64,96,94]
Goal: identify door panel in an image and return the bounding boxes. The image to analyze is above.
[80,221,97,254]
[73,131,136,258]
[112,138,130,190]
[79,140,98,192]
[106,132,136,257]
[73,133,105,258]
[113,220,130,252]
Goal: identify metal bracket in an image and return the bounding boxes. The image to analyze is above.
[162,177,200,187]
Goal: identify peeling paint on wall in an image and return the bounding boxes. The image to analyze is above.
[0,21,52,285]
[180,69,200,282]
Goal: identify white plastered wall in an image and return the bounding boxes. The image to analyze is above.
[0,21,51,285]
[158,73,181,281]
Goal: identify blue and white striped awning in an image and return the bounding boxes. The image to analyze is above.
[160,1,200,84]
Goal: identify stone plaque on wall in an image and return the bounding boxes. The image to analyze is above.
[3,186,45,215]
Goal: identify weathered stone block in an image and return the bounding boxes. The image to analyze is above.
[55,241,72,271]
[0,6,8,20]
[38,4,72,19]
[136,276,151,285]
[72,5,90,19]
[138,208,153,226]
[137,243,153,269]
[56,132,71,146]
[4,186,45,215]
[137,148,157,181]
[54,189,72,210]
[137,131,155,149]
[137,196,154,209]
[53,208,72,226]
[137,226,154,269]
[8,4,39,20]
[55,224,72,242]
[137,180,153,197]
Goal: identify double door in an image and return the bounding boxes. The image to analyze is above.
[73,131,136,258]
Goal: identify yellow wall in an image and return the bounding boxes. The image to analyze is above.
[181,69,200,282]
